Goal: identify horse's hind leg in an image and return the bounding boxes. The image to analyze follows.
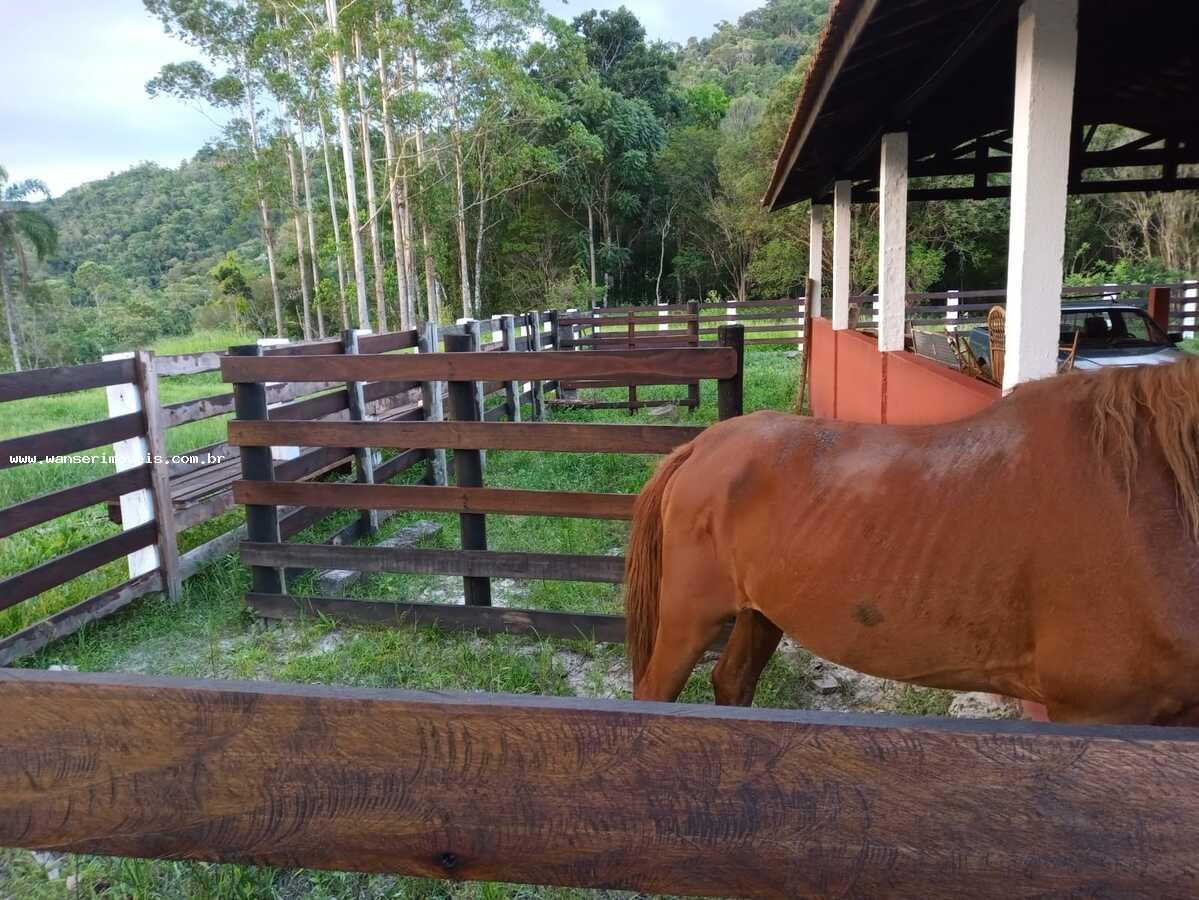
[711,609,783,706]
[633,550,735,703]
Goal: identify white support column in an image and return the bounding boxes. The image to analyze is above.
[1003,0,1078,391]
[831,181,852,330]
[946,289,960,327]
[877,132,909,352]
[104,351,159,580]
[808,204,825,318]
[659,299,669,331]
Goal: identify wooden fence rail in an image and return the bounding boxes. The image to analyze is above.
[223,325,746,636]
[4,669,1199,898]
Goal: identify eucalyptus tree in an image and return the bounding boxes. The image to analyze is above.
[351,27,389,331]
[145,0,287,336]
[0,167,58,371]
[374,7,416,329]
[264,6,318,339]
[321,0,371,330]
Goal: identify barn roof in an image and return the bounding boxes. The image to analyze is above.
[764,0,1199,210]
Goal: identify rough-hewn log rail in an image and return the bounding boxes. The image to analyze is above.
[220,348,737,385]
[234,480,636,520]
[4,670,1199,898]
[229,420,704,455]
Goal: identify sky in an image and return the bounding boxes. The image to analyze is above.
[1,0,760,198]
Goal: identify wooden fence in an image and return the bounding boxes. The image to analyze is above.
[0,354,178,665]
[222,326,745,638]
[851,281,1199,333]
[4,667,1199,898]
[554,299,800,411]
[0,313,561,665]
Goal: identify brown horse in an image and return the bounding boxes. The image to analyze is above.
[625,356,1199,724]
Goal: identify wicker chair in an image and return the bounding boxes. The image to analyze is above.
[1059,330,1081,373]
[986,306,1006,385]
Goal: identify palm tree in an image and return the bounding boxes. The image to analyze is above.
[0,166,58,371]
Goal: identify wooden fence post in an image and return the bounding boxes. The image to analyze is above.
[551,310,577,400]
[500,314,521,422]
[444,330,491,607]
[103,350,181,600]
[717,325,745,421]
[343,329,379,536]
[687,300,701,410]
[525,310,547,421]
[135,351,182,600]
[419,321,449,486]
[627,313,637,414]
[1148,286,1172,334]
[230,344,284,596]
[797,277,816,414]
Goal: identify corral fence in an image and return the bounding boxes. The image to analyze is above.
[555,298,802,412]
[851,281,1198,334]
[223,325,746,639]
[0,312,562,665]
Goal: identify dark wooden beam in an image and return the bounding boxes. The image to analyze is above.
[4,670,1199,897]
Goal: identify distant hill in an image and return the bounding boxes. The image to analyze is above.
[42,149,255,288]
[678,0,828,99]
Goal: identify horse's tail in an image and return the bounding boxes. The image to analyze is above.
[625,443,695,685]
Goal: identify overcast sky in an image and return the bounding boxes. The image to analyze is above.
[1,0,759,197]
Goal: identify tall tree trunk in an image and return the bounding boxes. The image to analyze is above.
[283,140,314,340]
[408,32,440,323]
[354,29,388,333]
[474,153,487,318]
[394,53,420,325]
[243,69,284,337]
[275,11,312,339]
[376,22,412,330]
[656,206,673,305]
[451,122,472,319]
[325,0,371,330]
[317,106,350,329]
[0,256,21,372]
[586,203,597,287]
[297,122,325,338]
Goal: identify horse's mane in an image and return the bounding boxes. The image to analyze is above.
[1085,355,1199,542]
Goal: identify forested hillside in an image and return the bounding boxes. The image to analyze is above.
[44,150,254,287]
[1,0,1195,372]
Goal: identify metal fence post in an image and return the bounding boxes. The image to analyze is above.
[230,344,284,596]
[343,329,379,537]
[444,329,491,607]
[419,320,449,486]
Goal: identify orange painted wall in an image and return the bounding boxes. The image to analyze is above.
[834,328,884,424]
[808,317,837,418]
[806,316,1001,426]
[883,350,1000,424]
